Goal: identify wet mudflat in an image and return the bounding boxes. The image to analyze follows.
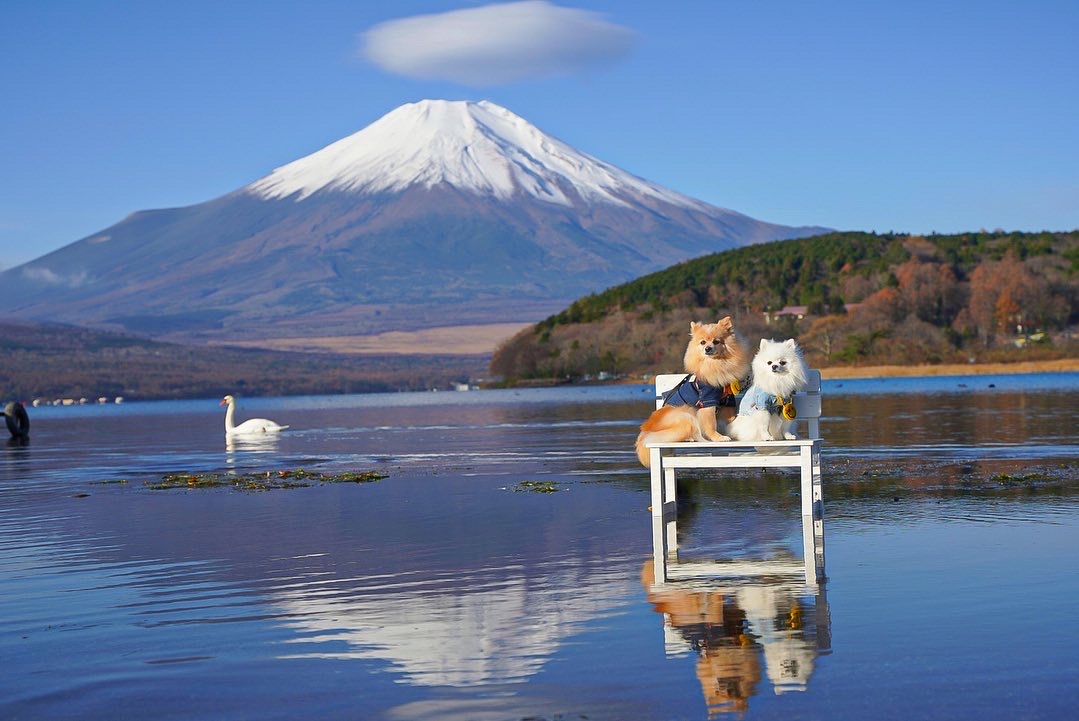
[2,374,1077,720]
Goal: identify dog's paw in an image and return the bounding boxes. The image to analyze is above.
[784,432,797,440]
[711,433,731,442]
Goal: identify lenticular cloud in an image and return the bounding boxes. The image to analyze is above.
[360,1,636,86]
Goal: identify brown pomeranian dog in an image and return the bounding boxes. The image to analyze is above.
[634,317,750,468]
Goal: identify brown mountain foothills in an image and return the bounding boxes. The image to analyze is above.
[0,321,488,401]
[214,323,532,356]
[490,230,1079,383]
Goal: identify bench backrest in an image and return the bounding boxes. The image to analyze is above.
[654,369,823,439]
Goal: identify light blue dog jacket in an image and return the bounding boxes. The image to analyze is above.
[736,385,783,416]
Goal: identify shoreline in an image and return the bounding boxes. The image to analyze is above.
[818,357,1079,379]
[606,357,1079,387]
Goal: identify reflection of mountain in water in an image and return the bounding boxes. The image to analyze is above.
[642,561,830,715]
[272,560,634,687]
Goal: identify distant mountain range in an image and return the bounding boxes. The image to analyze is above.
[0,99,828,345]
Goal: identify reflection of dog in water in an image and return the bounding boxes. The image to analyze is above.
[641,560,820,715]
[635,318,749,468]
[641,561,760,714]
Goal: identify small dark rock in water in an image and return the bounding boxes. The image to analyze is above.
[892,496,900,502]
[988,383,996,388]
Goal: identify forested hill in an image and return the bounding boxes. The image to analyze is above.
[490,230,1079,382]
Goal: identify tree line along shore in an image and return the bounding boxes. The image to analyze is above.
[817,357,1079,379]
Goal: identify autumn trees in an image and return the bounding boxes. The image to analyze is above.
[966,253,1066,347]
[803,246,1072,364]
[492,231,1078,381]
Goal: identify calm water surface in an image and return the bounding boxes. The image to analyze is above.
[2,373,1077,720]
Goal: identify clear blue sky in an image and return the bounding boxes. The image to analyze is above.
[2,0,1077,269]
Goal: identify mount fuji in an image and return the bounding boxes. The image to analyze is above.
[1,99,827,345]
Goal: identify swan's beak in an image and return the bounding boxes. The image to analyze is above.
[219,399,228,406]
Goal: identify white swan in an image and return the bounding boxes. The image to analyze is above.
[220,394,289,435]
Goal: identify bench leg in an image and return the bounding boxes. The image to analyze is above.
[649,447,664,517]
[649,448,678,519]
[664,466,677,515]
[799,446,815,518]
[811,445,825,580]
[801,513,819,586]
[650,515,679,584]
[812,443,824,520]
[651,515,668,583]
[800,445,826,584]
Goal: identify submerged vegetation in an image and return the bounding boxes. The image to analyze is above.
[124,468,387,491]
[513,480,562,493]
[491,230,1079,382]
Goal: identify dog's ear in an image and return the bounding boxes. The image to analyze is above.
[717,316,733,331]
[784,338,799,350]
[689,321,700,334]
[759,338,769,351]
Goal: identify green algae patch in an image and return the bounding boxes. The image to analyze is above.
[145,468,387,491]
[514,480,561,494]
[318,470,387,484]
[991,472,1053,485]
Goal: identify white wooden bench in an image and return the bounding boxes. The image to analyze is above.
[646,370,825,585]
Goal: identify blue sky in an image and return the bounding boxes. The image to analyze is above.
[2,0,1077,269]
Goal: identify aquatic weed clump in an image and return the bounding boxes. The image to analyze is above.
[991,471,1053,486]
[144,468,387,491]
[513,480,562,493]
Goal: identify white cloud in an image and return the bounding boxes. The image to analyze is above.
[22,266,89,288]
[360,1,636,86]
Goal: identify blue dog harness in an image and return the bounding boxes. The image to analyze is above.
[664,376,739,409]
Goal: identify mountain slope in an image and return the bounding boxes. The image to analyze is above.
[0,100,827,343]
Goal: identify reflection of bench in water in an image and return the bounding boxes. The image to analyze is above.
[646,370,825,586]
[641,558,832,715]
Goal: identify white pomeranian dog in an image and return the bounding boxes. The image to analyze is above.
[726,338,809,442]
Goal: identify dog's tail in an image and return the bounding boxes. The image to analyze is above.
[635,407,703,468]
[635,431,654,468]
[630,433,647,468]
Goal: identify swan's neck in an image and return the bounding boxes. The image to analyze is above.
[224,402,235,432]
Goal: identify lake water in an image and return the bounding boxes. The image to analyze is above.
[2,373,1077,720]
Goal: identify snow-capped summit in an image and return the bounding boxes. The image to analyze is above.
[247,99,711,211]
